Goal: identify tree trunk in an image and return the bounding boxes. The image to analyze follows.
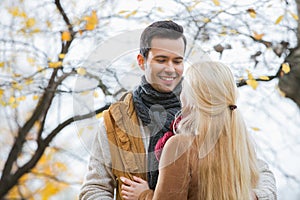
[278,0,300,107]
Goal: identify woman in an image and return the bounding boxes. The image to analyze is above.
[120,61,259,200]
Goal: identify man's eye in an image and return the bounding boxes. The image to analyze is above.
[173,60,183,64]
[156,59,166,63]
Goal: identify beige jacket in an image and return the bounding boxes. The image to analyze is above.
[103,92,147,200]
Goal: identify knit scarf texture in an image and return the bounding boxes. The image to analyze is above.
[133,76,182,189]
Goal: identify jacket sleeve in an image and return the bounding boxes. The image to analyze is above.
[79,119,117,200]
[253,159,277,200]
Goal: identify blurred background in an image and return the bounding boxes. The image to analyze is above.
[0,0,299,199]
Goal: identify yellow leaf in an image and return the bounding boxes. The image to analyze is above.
[25,78,33,85]
[157,7,164,12]
[277,87,286,97]
[31,28,40,33]
[17,174,34,197]
[76,67,86,75]
[246,69,254,80]
[27,57,35,65]
[17,96,26,101]
[40,181,62,200]
[37,66,43,72]
[219,26,227,36]
[275,15,284,24]
[249,12,256,18]
[289,11,299,20]
[246,79,258,90]
[34,152,47,167]
[85,23,96,31]
[187,2,201,11]
[33,95,39,100]
[0,89,4,98]
[49,61,62,68]
[0,62,4,68]
[13,73,21,78]
[46,20,52,28]
[247,8,256,18]
[85,10,98,31]
[96,112,103,119]
[8,7,26,17]
[34,121,41,130]
[0,100,6,106]
[61,31,71,41]
[6,185,20,199]
[12,82,23,90]
[246,70,258,89]
[219,31,227,36]
[54,161,67,171]
[93,91,99,98]
[58,53,65,59]
[259,76,270,80]
[202,18,211,23]
[212,0,220,6]
[20,12,27,18]
[124,10,138,18]
[118,10,129,14]
[19,173,30,183]
[8,7,20,17]
[8,96,16,104]
[80,91,90,95]
[25,18,35,28]
[251,127,260,131]
[230,29,238,34]
[281,63,290,74]
[253,31,265,40]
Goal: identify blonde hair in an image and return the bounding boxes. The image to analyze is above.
[178,61,259,200]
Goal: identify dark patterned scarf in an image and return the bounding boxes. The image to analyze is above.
[133,76,182,189]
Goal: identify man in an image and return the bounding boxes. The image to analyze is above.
[79,20,277,200]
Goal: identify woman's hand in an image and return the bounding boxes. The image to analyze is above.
[120,176,149,200]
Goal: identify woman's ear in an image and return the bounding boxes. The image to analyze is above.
[137,54,145,70]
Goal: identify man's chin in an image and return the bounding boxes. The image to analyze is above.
[151,82,176,93]
[158,86,175,93]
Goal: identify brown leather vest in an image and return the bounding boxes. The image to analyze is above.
[103,92,147,200]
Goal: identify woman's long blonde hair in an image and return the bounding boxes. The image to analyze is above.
[178,61,259,200]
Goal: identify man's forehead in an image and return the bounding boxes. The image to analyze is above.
[152,54,184,59]
[150,37,185,56]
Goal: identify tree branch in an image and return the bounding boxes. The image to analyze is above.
[237,75,278,87]
[44,104,110,145]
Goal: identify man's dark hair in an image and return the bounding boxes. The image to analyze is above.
[139,20,187,58]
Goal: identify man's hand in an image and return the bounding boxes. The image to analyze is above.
[120,176,149,200]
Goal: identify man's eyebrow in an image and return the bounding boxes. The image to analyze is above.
[154,55,184,59]
[153,55,168,59]
[173,57,184,60]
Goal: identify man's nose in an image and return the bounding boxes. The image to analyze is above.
[165,61,176,72]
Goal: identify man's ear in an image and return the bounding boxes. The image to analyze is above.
[137,54,145,70]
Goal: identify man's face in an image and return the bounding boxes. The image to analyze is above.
[138,37,185,93]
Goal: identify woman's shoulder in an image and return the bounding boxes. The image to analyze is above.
[163,134,195,156]
[160,133,196,167]
[167,133,195,146]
